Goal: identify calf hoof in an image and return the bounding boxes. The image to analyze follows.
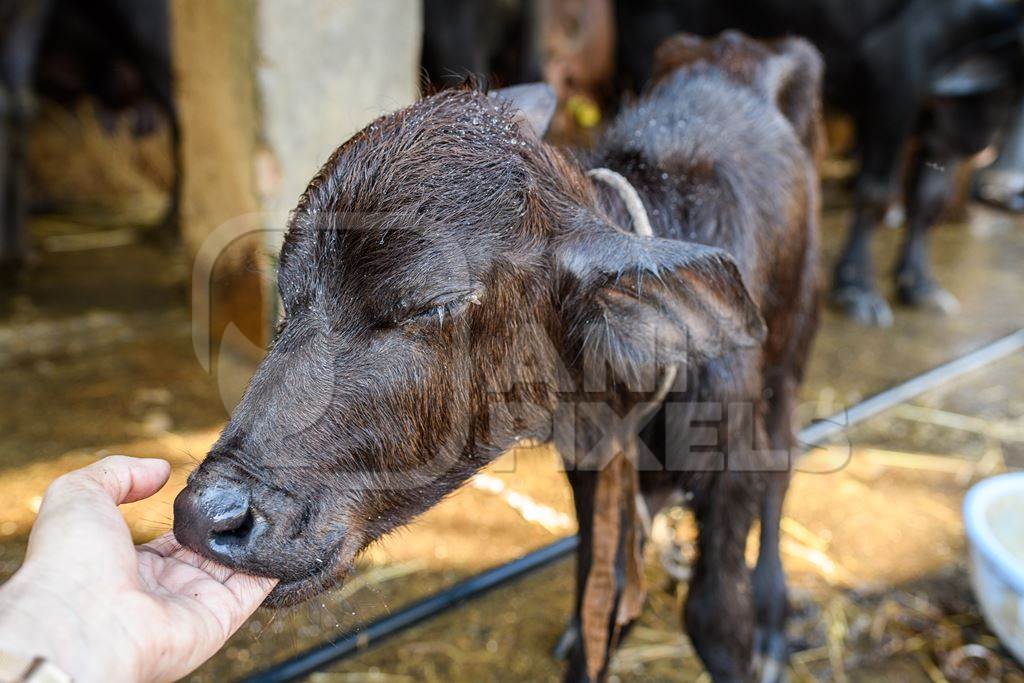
[829,286,893,327]
[753,630,789,683]
[553,620,579,661]
[753,658,789,683]
[895,278,960,315]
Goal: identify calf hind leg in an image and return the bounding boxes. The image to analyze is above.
[752,372,799,683]
[752,471,791,683]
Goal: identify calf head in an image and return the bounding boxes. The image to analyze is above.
[174,84,764,605]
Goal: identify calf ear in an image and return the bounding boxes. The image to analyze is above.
[556,229,766,387]
[651,32,707,81]
[761,37,826,162]
[489,83,557,138]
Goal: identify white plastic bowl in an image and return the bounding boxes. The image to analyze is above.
[964,472,1024,664]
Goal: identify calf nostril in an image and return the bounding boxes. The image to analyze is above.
[210,509,257,549]
[199,481,266,553]
[208,499,250,533]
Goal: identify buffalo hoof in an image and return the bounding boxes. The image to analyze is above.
[896,278,960,315]
[753,657,789,683]
[975,171,1024,213]
[829,286,894,327]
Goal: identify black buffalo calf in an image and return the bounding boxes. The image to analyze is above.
[174,31,822,683]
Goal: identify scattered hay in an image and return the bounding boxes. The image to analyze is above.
[27,100,173,227]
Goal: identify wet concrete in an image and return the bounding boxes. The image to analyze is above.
[0,187,1022,682]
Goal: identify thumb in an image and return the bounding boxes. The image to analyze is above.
[26,456,172,572]
[50,455,172,505]
[40,454,172,511]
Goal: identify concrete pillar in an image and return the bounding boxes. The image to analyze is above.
[172,0,421,375]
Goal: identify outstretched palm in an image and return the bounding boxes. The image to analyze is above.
[134,533,276,679]
[0,457,276,683]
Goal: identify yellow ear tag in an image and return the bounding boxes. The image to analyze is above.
[569,95,602,129]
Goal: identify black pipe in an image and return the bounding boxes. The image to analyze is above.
[799,328,1024,447]
[244,535,580,683]
[244,328,1024,683]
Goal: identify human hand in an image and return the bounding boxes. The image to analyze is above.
[0,456,277,682]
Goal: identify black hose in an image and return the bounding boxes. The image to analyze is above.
[799,328,1024,446]
[244,536,580,683]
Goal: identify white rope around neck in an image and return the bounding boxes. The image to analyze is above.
[586,167,678,428]
[587,167,655,238]
[583,167,679,603]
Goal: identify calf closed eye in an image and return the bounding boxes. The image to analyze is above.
[403,292,481,326]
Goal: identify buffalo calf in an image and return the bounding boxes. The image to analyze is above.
[175,30,822,683]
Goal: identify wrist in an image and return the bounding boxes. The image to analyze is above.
[0,650,72,683]
[0,577,66,675]
[0,571,85,680]
[0,568,140,683]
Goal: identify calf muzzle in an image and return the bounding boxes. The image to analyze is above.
[173,473,267,564]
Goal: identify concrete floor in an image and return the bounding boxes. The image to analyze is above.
[0,189,1022,682]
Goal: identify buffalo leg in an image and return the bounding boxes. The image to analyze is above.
[0,88,15,272]
[565,469,598,682]
[0,90,33,272]
[564,468,642,683]
[976,96,1024,212]
[831,42,923,327]
[752,374,796,683]
[830,179,899,327]
[894,142,961,313]
[110,0,180,238]
[752,472,790,683]
[0,0,51,273]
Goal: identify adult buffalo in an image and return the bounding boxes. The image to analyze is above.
[0,0,178,276]
[616,0,1024,325]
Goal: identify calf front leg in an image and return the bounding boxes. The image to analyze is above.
[685,471,758,683]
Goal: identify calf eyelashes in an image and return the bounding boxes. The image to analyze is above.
[397,289,483,327]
